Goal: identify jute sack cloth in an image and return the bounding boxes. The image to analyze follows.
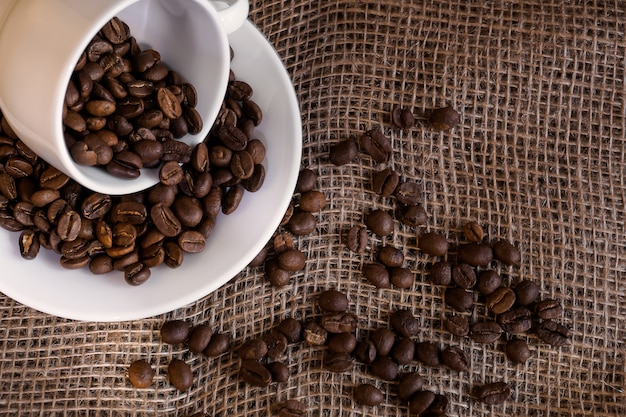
[0,1,624,416]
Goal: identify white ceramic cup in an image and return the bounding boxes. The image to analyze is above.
[0,0,249,195]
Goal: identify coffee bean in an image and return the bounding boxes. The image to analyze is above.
[327,332,357,353]
[536,320,570,347]
[318,289,349,313]
[273,400,306,417]
[329,139,357,166]
[397,372,424,401]
[415,341,442,367]
[486,287,516,314]
[391,106,414,129]
[390,309,419,337]
[160,320,190,344]
[218,125,248,151]
[323,350,353,373]
[505,337,531,364]
[445,287,474,312]
[287,211,316,235]
[19,229,39,259]
[389,267,414,289]
[203,332,231,357]
[397,204,428,227]
[534,299,563,320]
[56,209,81,241]
[372,168,399,196]
[266,361,289,383]
[370,356,398,381]
[360,128,392,163]
[277,248,306,271]
[262,331,288,360]
[273,232,295,254]
[320,312,358,334]
[354,384,384,406]
[418,232,449,256]
[429,261,452,286]
[497,306,532,334]
[299,190,327,212]
[363,263,390,288]
[473,381,511,405]
[303,321,327,346]
[124,262,151,285]
[470,321,503,344]
[452,263,477,289]
[150,202,182,237]
[344,225,368,253]
[172,195,203,228]
[295,169,317,193]
[377,245,404,268]
[354,340,377,364]
[238,338,268,361]
[442,346,470,372]
[365,209,394,237]
[492,239,521,266]
[188,324,213,354]
[128,359,153,388]
[240,360,271,386]
[429,105,460,130]
[245,139,266,164]
[370,327,396,357]
[477,269,502,295]
[408,390,435,415]
[265,259,291,287]
[394,181,422,205]
[168,358,194,391]
[458,242,494,267]
[514,280,540,306]
[230,150,255,179]
[463,221,485,242]
[443,315,470,337]
[391,338,415,365]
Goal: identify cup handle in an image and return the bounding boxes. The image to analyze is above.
[210,0,249,34]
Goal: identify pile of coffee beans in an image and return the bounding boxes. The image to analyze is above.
[63,17,205,179]
[0,49,266,285]
[128,319,231,391]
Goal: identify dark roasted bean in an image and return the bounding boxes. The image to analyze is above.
[473,381,511,405]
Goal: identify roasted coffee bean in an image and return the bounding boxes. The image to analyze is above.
[60,254,90,269]
[391,106,414,129]
[360,128,392,163]
[187,324,213,354]
[81,193,112,220]
[408,390,436,415]
[470,321,503,344]
[497,306,532,334]
[303,321,327,346]
[354,384,384,406]
[323,350,353,373]
[240,360,271,387]
[354,340,377,364]
[372,168,399,196]
[365,209,394,237]
[391,338,415,365]
[39,166,70,190]
[329,139,358,166]
[394,181,422,205]
[182,106,203,134]
[265,259,290,287]
[389,267,414,289]
[230,150,255,179]
[56,209,81,241]
[377,245,404,268]
[445,287,474,312]
[415,341,442,367]
[458,242,494,267]
[218,125,248,151]
[14,201,36,226]
[156,87,182,119]
[370,327,396,357]
[429,105,460,130]
[397,372,424,401]
[245,139,266,164]
[299,190,326,212]
[534,299,563,320]
[209,144,233,167]
[505,338,531,364]
[287,211,316,235]
[514,280,540,306]
[112,223,136,247]
[398,204,428,226]
[140,243,165,268]
[318,289,349,312]
[107,150,142,179]
[486,287,516,314]
[273,400,306,417]
[5,156,33,178]
[452,263,477,289]
[228,81,253,100]
[344,225,368,253]
[0,173,17,200]
[429,261,452,286]
[463,221,485,242]
[128,359,153,388]
[477,269,502,295]
[177,230,205,253]
[238,338,268,360]
[19,229,39,259]
[327,332,357,353]
[124,262,150,285]
[133,139,163,165]
[160,320,190,344]
[162,139,192,163]
[493,239,521,266]
[473,381,511,405]
[263,331,288,359]
[241,99,262,125]
[390,309,419,337]
[418,232,449,256]
[172,195,203,228]
[444,314,470,337]
[277,318,302,344]
[266,361,289,383]
[150,202,182,237]
[442,346,470,372]
[203,332,231,357]
[295,169,317,193]
[276,248,306,271]
[536,320,570,347]
[168,358,193,391]
[222,184,244,214]
[273,232,295,254]
[371,356,399,381]
[242,164,265,192]
[320,312,358,333]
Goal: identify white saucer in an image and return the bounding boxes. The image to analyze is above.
[0,20,302,322]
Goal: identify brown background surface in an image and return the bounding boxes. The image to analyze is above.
[1,1,625,416]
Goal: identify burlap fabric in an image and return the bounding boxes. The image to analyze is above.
[1,1,624,415]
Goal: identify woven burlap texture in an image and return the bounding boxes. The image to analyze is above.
[1,1,624,416]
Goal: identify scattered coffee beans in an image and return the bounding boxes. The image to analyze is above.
[168,358,193,391]
[473,381,511,405]
[428,105,460,130]
[354,383,384,406]
[128,359,154,388]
